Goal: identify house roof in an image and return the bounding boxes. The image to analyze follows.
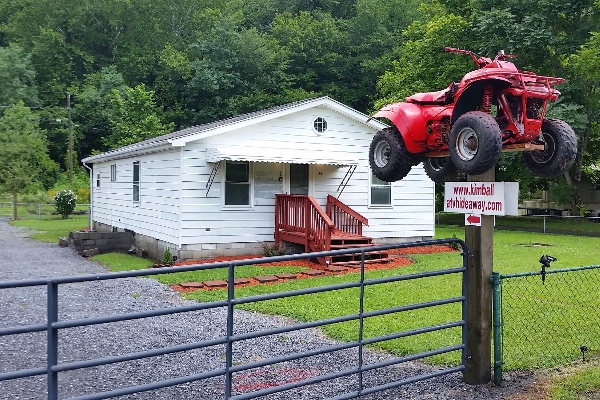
[81,96,386,164]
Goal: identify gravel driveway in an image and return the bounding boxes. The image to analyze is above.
[0,219,537,399]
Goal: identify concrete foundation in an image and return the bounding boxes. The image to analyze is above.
[92,221,430,261]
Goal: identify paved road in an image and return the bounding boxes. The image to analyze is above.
[0,219,536,399]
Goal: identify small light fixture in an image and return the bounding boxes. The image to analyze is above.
[278,171,283,182]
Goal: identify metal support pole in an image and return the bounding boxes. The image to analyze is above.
[543,216,546,233]
[491,272,503,385]
[357,250,366,394]
[225,263,235,399]
[47,282,59,400]
[464,169,494,384]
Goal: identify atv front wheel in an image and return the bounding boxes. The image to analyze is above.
[423,157,460,183]
[522,119,577,178]
[449,111,502,175]
[369,128,416,182]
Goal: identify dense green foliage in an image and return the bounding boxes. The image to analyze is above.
[0,0,598,201]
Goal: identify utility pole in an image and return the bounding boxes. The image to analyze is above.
[67,92,73,185]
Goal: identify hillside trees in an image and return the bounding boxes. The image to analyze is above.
[105,84,174,149]
[0,102,58,218]
[0,44,39,110]
[0,0,597,204]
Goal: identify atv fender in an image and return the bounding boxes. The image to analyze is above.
[452,78,511,124]
[370,102,432,153]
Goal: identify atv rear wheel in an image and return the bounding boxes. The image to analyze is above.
[449,111,502,175]
[423,157,460,183]
[522,119,577,178]
[369,128,417,182]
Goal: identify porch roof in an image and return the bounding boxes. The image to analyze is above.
[206,147,359,166]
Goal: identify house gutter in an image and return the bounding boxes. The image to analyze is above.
[81,143,173,164]
[82,160,93,230]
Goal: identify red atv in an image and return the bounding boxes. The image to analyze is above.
[368,47,577,183]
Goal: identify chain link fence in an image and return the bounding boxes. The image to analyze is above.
[494,265,600,377]
[0,202,90,219]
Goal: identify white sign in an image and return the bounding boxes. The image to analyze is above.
[465,213,482,226]
[444,182,519,216]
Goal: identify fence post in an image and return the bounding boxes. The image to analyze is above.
[491,272,502,385]
[47,281,59,400]
[225,263,235,399]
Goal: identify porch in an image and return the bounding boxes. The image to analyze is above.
[274,194,392,266]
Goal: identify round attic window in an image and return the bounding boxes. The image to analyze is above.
[313,117,328,135]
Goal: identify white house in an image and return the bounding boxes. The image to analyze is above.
[81,96,435,261]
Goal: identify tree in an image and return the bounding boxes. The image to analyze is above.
[0,44,39,110]
[270,11,348,98]
[73,66,128,158]
[0,102,58,219]
[104,84,174,149]
[374,6,473,109]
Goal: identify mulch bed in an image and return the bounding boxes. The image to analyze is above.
[169,245,456,292]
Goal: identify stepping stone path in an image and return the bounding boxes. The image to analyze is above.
[274,273,297,280]
[171,255,409,290]
[203,280,228,288]
[325,266,348,273]
[254,275,278,283]
[302,270,325,276]
[180,282,204,288]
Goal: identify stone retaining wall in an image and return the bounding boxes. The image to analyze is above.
[67,231,134,256]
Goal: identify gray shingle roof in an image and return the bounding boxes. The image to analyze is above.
[81,96,382,163]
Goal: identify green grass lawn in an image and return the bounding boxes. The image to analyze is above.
[9,216,600,372]
[9,215,89,242]
[438,212,600,234]
[92,253,310,285]
[549,361,600,400]
[0,203,90,221]
[182,227,600,368]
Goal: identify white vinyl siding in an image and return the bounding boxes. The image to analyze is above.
[90,103,434,250]
[91,151,182,245]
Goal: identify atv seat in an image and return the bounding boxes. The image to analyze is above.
[406,82,458,106]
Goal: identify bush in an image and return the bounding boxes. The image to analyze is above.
[260,241,287,257]
[54,189,77,219]
[161,247,174,265]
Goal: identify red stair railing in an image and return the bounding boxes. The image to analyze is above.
[275,194,334,255]
[326,195,368,235]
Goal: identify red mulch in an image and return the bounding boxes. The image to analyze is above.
[169,245,456,292]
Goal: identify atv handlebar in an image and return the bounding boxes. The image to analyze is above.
[444,47,483,66]
[444,47,516,68]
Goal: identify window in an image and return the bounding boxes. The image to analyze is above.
[133,162,140,202]
[313,117,328,134]
[96,173,100,187]
[111,164,117,181]
[370,174,391,206]
[224,161,250,206]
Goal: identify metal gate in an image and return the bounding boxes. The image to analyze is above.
[0,239,468,399]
